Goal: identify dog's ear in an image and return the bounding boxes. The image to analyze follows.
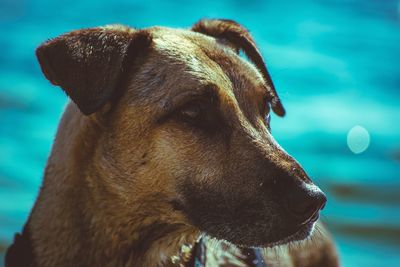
[192,19,285,117]
[36,26,152,115]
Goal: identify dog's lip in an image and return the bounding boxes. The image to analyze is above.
[301,210,320,225]
[197,218,316,250]
[310,211,320,223]
[254,220,316,249]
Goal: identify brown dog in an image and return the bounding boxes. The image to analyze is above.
[6,19,339,267]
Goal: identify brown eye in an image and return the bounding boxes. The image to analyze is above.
[261,96,271,130]
[180,104,202,119]
[265,113,271,128]
[176,100,217,131]
[174,98,223,134]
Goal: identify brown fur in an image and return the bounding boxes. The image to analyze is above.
[9,20,339,267]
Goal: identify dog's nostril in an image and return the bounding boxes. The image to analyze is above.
[285,184,327,224]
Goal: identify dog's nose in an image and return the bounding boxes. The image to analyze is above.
[285,183,327,225]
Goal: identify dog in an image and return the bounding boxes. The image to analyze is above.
[5,19,339,267]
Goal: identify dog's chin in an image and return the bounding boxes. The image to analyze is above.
[256,221,316,248]
[203,221,316,249]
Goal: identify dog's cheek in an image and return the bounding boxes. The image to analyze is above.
[152,126,220,174]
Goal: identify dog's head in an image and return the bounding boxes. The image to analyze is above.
[36,20,326,248]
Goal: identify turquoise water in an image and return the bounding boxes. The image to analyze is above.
[0,0,399,266]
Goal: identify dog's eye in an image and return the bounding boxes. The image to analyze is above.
[260,96,271,130]
[177,101,207,124]
[265,113,271,126]
[264,112,271,130]
[176,99,220,132]
[180,104,202,119]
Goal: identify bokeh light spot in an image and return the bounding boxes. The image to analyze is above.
[347,125,370,154]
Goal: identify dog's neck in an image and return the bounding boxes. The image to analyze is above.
[27,104,198,267]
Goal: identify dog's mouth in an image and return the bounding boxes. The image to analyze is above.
[249,209,321,248]
[260,215,318,248]
[174,189,322,249]
[197,210,320,249]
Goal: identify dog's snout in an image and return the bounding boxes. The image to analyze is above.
[285,183,327,225]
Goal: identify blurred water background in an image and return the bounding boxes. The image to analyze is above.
[0,0,399,266]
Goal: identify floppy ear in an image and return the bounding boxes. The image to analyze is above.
[192,19,285,117]
[36,26,152,115]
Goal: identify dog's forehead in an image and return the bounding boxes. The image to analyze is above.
[150,27,228,83]
[150,27,264,79]
[135,27,267,103]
